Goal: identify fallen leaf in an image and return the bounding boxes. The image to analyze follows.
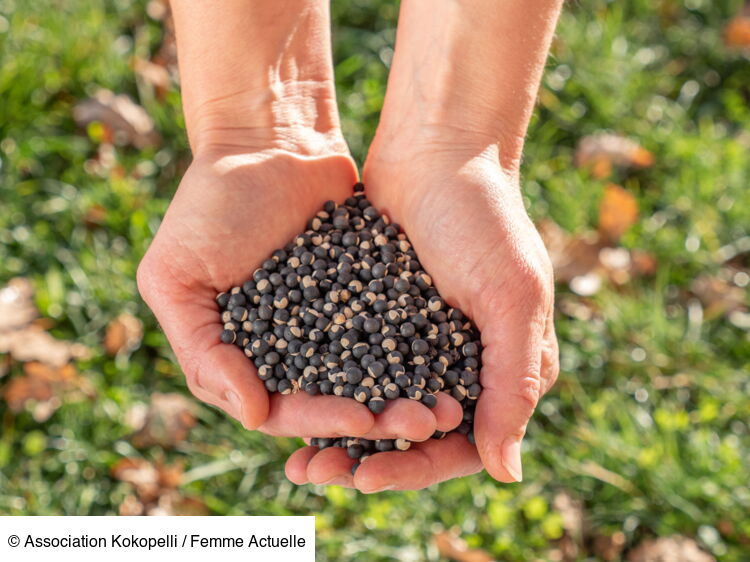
[104,312,144,356]
[539,219,656,295]
[724,16,750,47]
[433,530,495,562]
[112,457,207,516]
[575,133,654,179]
[2,361,93,421]
[148,493,209,516]
[593,532,626,561]
[133,57,172,96]
[538,220,603,283]
[627,536,715,562]
[129,393,197,449]
[691,275,747,319]
[73,89,160,149]
[0,325,89,368]
[599,184,639,243]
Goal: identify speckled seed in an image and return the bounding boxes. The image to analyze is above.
[216,186,483,461]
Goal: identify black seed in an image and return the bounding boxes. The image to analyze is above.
[399,322,415,338]
[264,378,278,392]
[368,397,386,414]
[375,440,393,452]
[354,386,371,403]
[347,444,364,459]
[421,393,438,408]
[220,329,236,344]
[363,317,380,334]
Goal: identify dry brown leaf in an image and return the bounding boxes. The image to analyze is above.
[73,89,159,149]
[538,220,603,284]
[0,325,89,367]
[599,184,639,243]
[133,57,172,96]
[539,218,655,296]
[627,536,715,562]
[691,275,747,319]
[129,393,197,449]
[104,312,144,356]
[148,493,209,516]
[112,457,183,503]
[112,457,207,516]
[593,532,626,561]
[3,361,92,421]
[724,16,750,47]
[575,133,654,179]
[433,531,495,562]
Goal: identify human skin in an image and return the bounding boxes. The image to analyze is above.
[285,0,563,490]
[137,0,463,442]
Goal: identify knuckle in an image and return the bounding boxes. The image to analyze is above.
[512,373,542,411]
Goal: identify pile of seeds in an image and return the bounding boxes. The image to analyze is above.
[216,183,482,473]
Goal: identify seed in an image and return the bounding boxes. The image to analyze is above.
[363,317,380,334]
[220,329,236,344]
[384,383,400,399]
[217,187,483,461]
[399,322,415,338]
[368,396,386,414]
[394,438,411,451]
[347,444,364,459]
[421,393,437,408]
[406,386,423,400]
[354,385,371,403]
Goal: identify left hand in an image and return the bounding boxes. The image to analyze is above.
[285,142,559,491]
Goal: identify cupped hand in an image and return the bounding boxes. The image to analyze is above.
[137,148,461,441]
[285,144,559,491]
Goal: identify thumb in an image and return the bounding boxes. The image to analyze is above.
[475,309,545,483]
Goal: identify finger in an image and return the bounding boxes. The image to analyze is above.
[475,310,546,483]
[540,311,560,394]
[285,446,319,485]
[305,446,356,487]
[356,398,437,441]
[353,433,483,493]
[259,393,375,438]
[139,269,270,429]
[432,392,464,432]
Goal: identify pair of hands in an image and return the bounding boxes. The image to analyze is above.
[137,131,559,491]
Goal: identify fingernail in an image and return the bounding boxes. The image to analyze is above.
[501,437,524,482]
[224,391,247,429]
[361,485,397,494]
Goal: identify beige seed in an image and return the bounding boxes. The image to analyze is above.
[395,439,411,451]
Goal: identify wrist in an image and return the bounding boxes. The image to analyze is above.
[188,81,349,160]
[172,0,346,159]
[374,0,562,172]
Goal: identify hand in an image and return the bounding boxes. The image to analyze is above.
[137,147,463,443]
[285,142,559,490]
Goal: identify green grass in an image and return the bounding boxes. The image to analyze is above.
[1,0,749,560]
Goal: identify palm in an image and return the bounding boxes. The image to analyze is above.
[139,151,463,442]
[285,154,559,490]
